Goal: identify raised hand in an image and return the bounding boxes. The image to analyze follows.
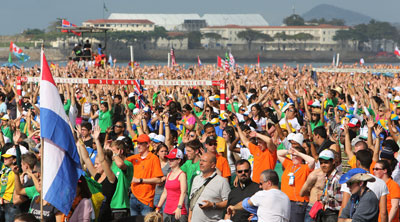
[92,125,101,140]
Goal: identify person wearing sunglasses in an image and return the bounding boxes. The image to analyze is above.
[204,136,231,179]
[277,145,315,222]
[339,168,379,222]
[373,160,400,222]
[225,159,259,222]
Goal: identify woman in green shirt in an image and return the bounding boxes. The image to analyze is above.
[99,102,113,133]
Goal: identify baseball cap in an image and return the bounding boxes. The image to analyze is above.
[194,101,204,109]
[339,168,369,184]
[153,135,165,143]
[318,149,335,160]
[2,146,29,158]
[287,133,304,145]
[133,134,150,143]
[148,133,157,141]
[394,95,400,102]
[205,136,217,144]
[311,100,321,107]
[348,118,360,128]
[1,114,9,121]
[165,148,184,159]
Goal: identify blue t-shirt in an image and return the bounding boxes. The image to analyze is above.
[86,147,97,165]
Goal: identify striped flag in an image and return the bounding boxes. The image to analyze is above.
[133,80,146,108]
[257,54,260,67]
[40,49,81,215]
[224,52,230,71]
[61,19,81,37]
[198,56,202,67]
[360,58,365,65]
[170,48,176,66]
[229,52,235,68]
[395,47,400,57]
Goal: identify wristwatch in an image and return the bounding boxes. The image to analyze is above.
[177,205,182,209]
[212,202,216,209]
[139,178,143,184]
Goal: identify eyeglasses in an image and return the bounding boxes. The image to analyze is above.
[240,109,246,111]
[288,109,295,112]
[237,169,250,174]
[373,168,384,171]
[115,125,124,128]
[190,134,196,138]
[208,143,217,146]
[205,110,210,112]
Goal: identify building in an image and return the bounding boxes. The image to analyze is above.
[200,24,349,51]
[83,19,155,32]
[107,13,269,32]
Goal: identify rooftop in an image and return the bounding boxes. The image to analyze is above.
[84,19,154,24]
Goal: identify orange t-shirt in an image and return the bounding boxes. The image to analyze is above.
[248,142,277,183]
[281,159,311,202]
[216,154,231,178]
[126,152,164,207]
[348,155,376,173]
[381,178,400,222]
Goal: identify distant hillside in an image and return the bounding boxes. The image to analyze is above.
[302,4,373,25]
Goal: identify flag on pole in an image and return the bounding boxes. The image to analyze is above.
[9,41,30,62]
[108,54,113,66]
[170,48,176,66]
[40,50,81,215]
[395,47,400,57]
[61,19,81,37]
[229,52,235,68]
[360,58,365,65]
[103,2,108,12]
[133,80,146,108]
[198,56,202,67]
[224,52,230,71]
[217,56,222,68]
[257,54,260,67]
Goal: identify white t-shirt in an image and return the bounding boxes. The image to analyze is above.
[340,174,389,200]
[391,155,400,185]
[253,117,267,131]
[279,117,301,132]
[250,189,291,222]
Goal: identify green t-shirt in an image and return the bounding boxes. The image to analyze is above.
[110,160,133,209]
[326,98,338,108]
[99,110,113,133]
[310,120,324,132]
[2,126,13,143]
[63,99,71,115]
[25,186,39,199]
[180,160,200,195]
[227,102,239,113]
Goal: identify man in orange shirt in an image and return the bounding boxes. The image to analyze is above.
[205,136,231,179]
[126,134,163,216]
[236,125,277,183]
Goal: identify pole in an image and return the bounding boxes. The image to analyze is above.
[129,45,134,71]
[167,53,171,68]
[219,80,226,112]
[40,47,44,222]
[336,53,340,67]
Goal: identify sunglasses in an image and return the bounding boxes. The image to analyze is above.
[240,109,246,111]
[190,134,196,138]
[373,168,383,171]
[312,113,319,116]
[205,110,210,112]
[237,169,250,174]
[208,142,217,146]
[114,125,124,128]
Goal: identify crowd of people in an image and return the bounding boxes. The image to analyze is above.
[0,60,400,222]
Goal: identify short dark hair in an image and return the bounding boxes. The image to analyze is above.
[204,123,215,131]
[186,139,203,151]
[14,213,40,222]
[354,141,368,150]
[114,95,122,101]
[314,126,327,139]
[81,121,92,131]
[377,160,392,177]
[22,152,37,170]
[235,159,251,169]
[261,169,279,186]
[356,149,373,169]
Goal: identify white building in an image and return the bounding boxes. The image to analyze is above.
[200,24,349,50]
[83,19,155,32]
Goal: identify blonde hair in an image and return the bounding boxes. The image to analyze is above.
[144,212,163,222]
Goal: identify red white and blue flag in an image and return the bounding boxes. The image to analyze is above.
[395,47,400,57]
[40,50,81,215]
[229,52,235,68]
[198,56,202,67]
[61,19,81,36]
[133,80,146,108]
[9,41,30,62]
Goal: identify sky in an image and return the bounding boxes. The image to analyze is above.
[1,0,399,35]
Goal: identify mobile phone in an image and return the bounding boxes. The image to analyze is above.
[198,203,204,207]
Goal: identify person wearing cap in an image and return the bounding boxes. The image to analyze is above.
[339,149,389,222]
[303,94,324,133]
[193,101,204,118]
[205,135,231,179]
[202,123,227,157]
[126,134,163,216]
[189,152,230,222]
[373,160,400,222]
[300,149,342,221]
[235,121,277,184]
[339,169,379,222]
[156,148,188,222]
[277,142,315,222]
[215,113,228,138]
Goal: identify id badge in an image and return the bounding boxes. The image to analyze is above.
[288,173,295,186]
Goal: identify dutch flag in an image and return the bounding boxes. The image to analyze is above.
[40,50,82,215]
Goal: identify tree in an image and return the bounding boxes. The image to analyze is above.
[283,14,305,26]
[274,32,287,50]
[292,33,313,49]
[202,32,222,48]
[22,29,45,37]
[237,29,265,50]
[187,31,202,49]
[333,30,352,49]
[150,26,168,49]
[307,18,345,26]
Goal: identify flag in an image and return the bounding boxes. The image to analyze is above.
[224,52,230,71]
[50,62,56,69]
[40,50,81,215]
[84,176,104,220]
[198,56,202,67]
[108,54,113,66]
[9,41,30,62]
[103,2,108,12]
[257,54,260,67]
[395,47,400,57]
[217,56,222,68]
[229,52,235,68]
[133,80,146,108]
[332,53,336,66]
[170,48,176,66]
[61,19,81,37]
[360,58,365,65]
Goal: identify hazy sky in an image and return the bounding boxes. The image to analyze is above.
[1,0,398,35]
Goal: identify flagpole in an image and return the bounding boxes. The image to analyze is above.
[40,46,44,222]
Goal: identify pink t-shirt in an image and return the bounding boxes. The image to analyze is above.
[164,171,187,215]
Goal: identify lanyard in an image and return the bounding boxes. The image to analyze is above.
[291,165,301,174]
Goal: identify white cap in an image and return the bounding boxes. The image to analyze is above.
[116,136,126,141]
[282,103,293,112]
[209,96,215,101]
[319,149,335,160]
[287,133,304,145]
[148,133,157,140]
[394,95,400,102]
[262,86,268,91]
[128,92,135,98]
[194,101,204,109]
[153,135,165,143]
[1,146,29,158]
[133,108,140,115]
[311,100,321,107]
[1,114,9,120]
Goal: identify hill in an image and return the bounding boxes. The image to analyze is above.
[302,4,373,25]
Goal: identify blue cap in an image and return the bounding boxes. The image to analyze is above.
[339,168,367,184]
